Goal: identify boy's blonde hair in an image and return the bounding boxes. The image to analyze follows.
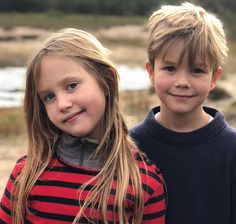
[147,2,228,71]
[13,28,144,224]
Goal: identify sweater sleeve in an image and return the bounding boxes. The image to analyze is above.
[142,181,166,223]
[0,157,25,224]
[140,160,166,224]
[231,152,236,223]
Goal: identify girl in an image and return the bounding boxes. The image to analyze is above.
[0,28,166,224]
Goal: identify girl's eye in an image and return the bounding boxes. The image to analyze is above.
[44,93,55,102]
[164,66,176,73]
[67,82,77,90]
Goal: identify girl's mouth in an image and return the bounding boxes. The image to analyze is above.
[63,110,85,123]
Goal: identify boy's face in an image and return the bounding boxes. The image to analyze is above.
[146,39,222,117]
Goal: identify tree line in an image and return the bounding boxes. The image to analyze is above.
[0,0,235,17]
[1,0,235,39]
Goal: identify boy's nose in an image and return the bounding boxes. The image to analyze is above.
[174,74,191,88]
[174,81,191,88]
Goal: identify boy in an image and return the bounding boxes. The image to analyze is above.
[130,2,236,224]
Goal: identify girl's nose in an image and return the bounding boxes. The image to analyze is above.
[57,95,72,112]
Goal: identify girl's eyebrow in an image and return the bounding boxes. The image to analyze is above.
[37,85,54,95]
[38,76,80,94]
[37,90,51,99]
[57,75,80,85]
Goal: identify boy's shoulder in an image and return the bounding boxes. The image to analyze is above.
[223,122,236,134]
[219,122,236,145]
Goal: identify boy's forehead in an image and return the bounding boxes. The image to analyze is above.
[157,39,210,66]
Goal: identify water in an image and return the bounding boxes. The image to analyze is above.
[0,65,150,108]
[0,67,26,107]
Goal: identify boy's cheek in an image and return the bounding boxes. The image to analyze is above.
[210,68,222,90]
[146,62,155,84]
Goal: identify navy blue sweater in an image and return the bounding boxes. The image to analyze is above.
[130,106,236,224]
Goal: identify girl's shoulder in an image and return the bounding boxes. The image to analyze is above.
[16,155,27,163]
[11,155,27,178]
[133,150,166,209]
[134,150,161,171]
[134,150,164,189]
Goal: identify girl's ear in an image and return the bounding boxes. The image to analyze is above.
[146,62,155,85]
[210,67,222,91]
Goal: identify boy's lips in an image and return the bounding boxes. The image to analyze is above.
[169,92,195,98]
[63,110,85,123]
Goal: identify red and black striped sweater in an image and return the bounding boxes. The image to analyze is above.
[0,155,166,223]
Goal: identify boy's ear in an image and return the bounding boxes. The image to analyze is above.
[210,67,222,90]
[146,62,155,85]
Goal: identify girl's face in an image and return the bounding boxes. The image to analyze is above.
[37,55,106,140]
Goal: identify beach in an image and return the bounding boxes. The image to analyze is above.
[0,25,236,196]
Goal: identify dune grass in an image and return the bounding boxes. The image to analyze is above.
[0,107,26,137]
[0,13,146,30]
[0,17,235,134]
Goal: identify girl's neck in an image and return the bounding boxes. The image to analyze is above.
[57,133,103,170]
[155,107,212,132]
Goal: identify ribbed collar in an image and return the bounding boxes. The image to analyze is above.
[57,133,103,170]
[144,106,227,146]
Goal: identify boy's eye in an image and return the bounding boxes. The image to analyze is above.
[164,66,176,73]
[193,68,205,75]
[67,82,77,90]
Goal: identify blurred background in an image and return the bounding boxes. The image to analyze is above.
[0,0,236,193]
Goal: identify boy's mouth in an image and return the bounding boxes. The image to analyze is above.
[169,92,195,98]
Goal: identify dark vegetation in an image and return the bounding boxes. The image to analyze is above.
[0,0,235,39]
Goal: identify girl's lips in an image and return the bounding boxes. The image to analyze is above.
[63,110,85,123]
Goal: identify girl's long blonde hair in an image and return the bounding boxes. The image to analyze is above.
[13,28,144,223]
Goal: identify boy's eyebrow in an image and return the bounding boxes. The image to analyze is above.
[162,58,209,68]
[192,61,210,69]
[161,59,178,65]
[194,62,207,67]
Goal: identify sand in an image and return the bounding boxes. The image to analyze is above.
[0,137,27,196]
[0,25,236,199]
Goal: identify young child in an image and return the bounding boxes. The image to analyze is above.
[130,2,236,224]
[0,28,166,224]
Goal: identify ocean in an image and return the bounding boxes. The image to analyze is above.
[0,65,150,107]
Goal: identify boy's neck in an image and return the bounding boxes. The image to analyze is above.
[155,107,212,132]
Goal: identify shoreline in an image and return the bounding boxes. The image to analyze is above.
[0,25,236,197]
